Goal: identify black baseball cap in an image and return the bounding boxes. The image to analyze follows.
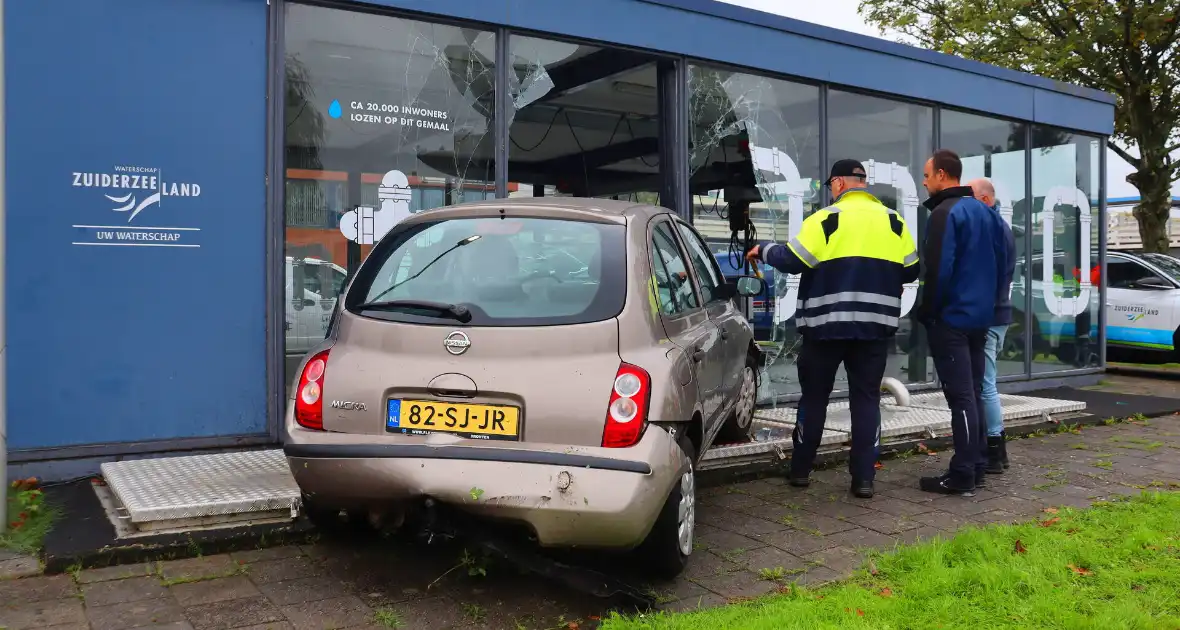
[824,159,867,186]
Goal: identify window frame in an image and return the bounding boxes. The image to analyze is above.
[649,217,704,319]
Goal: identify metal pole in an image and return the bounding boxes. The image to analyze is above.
[1,0,9,533]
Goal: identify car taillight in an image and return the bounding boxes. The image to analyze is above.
[295,350,330,430]
[602,363,650,448]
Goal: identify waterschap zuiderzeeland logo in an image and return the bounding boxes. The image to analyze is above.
[1127,312,1146,322]
[70,165,204,249]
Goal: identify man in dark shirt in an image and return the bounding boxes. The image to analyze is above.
[916,151,1011,496]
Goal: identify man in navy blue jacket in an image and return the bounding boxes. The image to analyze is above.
[916,150,1011,496]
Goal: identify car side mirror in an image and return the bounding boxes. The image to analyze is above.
[735,275,766,297]
[1134,276,1171,290]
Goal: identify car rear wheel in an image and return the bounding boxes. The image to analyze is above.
[638,430,696,579]
[716,356,758,444]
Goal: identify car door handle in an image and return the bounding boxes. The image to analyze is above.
[719,328,729,340]
[692,345,706,362]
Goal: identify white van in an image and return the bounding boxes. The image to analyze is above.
[286,256,348,355]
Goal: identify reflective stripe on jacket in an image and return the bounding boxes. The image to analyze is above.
[759,189,920,340]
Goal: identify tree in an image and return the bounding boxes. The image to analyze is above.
[858,0,1180,252]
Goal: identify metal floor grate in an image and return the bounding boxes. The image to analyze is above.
[101,450,300,526]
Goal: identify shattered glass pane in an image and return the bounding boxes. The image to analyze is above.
[505,35,661,202]
[687,65,821,404]
[282,4,497,392]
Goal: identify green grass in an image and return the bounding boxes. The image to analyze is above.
[0,484,58,555]
[602,492,1180,630]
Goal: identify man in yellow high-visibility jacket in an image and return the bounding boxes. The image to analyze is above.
[747,159,919,499]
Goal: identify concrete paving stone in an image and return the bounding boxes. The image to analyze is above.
[184,595,285,630]
[230,547,305,565]
[77,562,156,584]
[694,524,767,554]
[86,597,187,630]
[83,575,168,607]
[256,575,348,607]
[702,511,791,538]
[680,551,742,581]
[974,510,1021,526]
[660,591,728,613]
[158,555,238,583]
[799,499,878,521]
[820,527,901,553]
[801,546,864,575]
[933,496,1002,517]
[844,512,922,536]
[0,556,40,580]
[244,557,321,585]
[894,526,949,545]
[876,486,942,504]
[0,574,77,604]
[759,528,842,556]
[856,495,933,517]
[0,598,87,630]
[742,546,807,574]
[967,495,1039,519]
[368,596,474,630]
[702,490,771,512]
[908,510,970,531]
[170,575,260,607]
[229,623,292,630]
[790,565,844,588]
[280,595,372,630]
[689,567,775,601]
[1147,461,1180,475]
[779,511,859,536]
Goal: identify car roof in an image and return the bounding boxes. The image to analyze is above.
[399,197,674,226]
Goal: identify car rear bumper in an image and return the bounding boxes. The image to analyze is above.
[283,424,687,549]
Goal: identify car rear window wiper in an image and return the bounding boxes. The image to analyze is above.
[356,299,472,323]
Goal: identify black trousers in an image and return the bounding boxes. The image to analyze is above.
[927,323,988,483]
[793,337,889,483]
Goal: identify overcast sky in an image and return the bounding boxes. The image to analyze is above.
[722,0,1178,199]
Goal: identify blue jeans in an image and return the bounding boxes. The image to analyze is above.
[982,325,1008,437]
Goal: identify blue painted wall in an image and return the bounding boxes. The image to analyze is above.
[4,0,268,449]
[365,0,1115,135]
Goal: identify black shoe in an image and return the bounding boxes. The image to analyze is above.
[788,476,810,488]
[919,474,976,496]
[851,479,874,499]
[986,437,1005,474]
[1000,431,1010,469]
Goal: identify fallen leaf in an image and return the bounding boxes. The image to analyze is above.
[566,623,579,630]
[917,442,930,453]
[1132,584,1145,591]
[1040,517,1060,527]
[868,558,879,575]
[1014,539,1028,554]
[1065,528,1078,535]
[874,462,884,469]
[1068,564,1093,576]
[1043,507,1059,514]
[588,616,601,621]
[880,588,893,597]
[857,609,865,617]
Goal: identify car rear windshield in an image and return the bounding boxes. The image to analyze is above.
[346,216,627,326]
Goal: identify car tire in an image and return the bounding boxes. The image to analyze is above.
[715,355,759,444]
[301,495,360,535]
[638,430,697,580]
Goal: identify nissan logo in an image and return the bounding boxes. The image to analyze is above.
[444,331,471,355]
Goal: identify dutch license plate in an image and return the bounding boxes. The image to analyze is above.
[386,399,520,440]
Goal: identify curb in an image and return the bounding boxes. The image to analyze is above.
[1107,366,1180,381]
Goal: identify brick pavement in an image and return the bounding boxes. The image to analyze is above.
[2,415,1179,630]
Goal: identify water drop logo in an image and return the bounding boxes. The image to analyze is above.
[328,99,342,119]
